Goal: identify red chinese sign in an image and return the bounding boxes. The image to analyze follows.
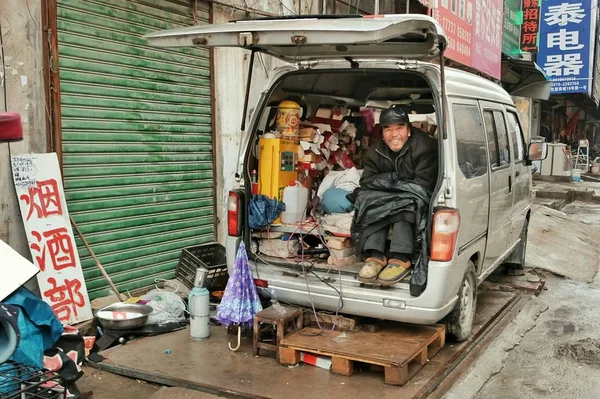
[431,0,474,67]
[473,0,503,79]
[431,0,503,78]
[521,0,540,51]
[12,153,92,325]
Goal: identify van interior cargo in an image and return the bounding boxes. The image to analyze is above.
[243,69,440,282]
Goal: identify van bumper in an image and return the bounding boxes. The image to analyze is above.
[251,261,459,325]
[257,284,457,324]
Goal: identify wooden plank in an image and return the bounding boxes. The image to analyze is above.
[278,347,300,366]
[385,365,409,386]
[326,237,353,250]
[414,348,428,366]
[278,345,390,367]
[331,357,354,376]
[304,312,359,332]
[280,325,445,367]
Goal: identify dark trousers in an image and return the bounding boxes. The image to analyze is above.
[363,220,414,259]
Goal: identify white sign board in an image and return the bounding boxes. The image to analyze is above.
[0,239,39,301]
[11,153,92,324]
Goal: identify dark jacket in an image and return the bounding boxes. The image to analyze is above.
[360,127,438,192]
[350,174,431,296]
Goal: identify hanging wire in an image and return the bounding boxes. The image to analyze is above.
[278,0,297,15]
[0,19,8,112]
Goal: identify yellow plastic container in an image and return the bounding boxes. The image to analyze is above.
[258,138,299,224]
[276,100,301,139]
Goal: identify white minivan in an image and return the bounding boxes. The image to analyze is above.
[146,14,547,341]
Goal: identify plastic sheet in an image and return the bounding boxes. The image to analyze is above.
[142,290,186,325]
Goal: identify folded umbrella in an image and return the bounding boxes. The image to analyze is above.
[216,242,262,351]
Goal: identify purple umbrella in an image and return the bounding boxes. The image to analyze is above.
[216,242,262,351]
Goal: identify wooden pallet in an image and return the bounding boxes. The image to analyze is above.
[279,324,445,386]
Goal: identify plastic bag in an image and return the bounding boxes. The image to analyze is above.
[141,289,186,325]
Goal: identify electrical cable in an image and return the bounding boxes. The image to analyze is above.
[296,199,345,334]
[277,0,297,15]
[0,19,8,112]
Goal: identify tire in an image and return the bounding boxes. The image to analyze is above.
[445,261,477,342]
[504,218,529,270]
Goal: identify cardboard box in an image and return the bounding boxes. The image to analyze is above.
[300,153,320,163]
[329,247,355,259]
[326,237,353,250]
[327,255,357,267]
[298,127,317,140]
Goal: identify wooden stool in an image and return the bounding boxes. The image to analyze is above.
[253,306,303,362]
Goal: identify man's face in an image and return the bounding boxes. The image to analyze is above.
[382,123,410,152]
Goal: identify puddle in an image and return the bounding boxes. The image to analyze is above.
[556,338,600,366]
[545,320,577,335]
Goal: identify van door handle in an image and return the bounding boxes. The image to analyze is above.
[508,175,512,193]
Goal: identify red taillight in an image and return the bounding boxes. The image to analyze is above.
[430,209,460,262]
[254,279,269,288]
[228,191,241,237]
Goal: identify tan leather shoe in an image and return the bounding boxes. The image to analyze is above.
[358,257,387,283]
[377,259,412,286]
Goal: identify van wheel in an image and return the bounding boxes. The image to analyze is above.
[505,218,529,270]
[445,262,477,342]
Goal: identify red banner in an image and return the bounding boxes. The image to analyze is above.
[521,0,540,51]
[473,0,503,78]
[432,0,503,78]
[432,0,474,66]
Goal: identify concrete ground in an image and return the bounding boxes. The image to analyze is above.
[476,274,600,398]
[77,366,160,398]
[446,200,600,399]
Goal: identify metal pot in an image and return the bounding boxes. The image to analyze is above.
[96,303,153,331]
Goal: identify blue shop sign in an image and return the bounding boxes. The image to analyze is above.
[538,0,596,95]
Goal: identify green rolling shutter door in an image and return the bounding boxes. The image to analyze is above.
[57,0,214,299]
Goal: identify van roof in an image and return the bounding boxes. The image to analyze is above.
[443,67,513,105]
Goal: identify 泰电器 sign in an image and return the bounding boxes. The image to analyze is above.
[538,0,597,94]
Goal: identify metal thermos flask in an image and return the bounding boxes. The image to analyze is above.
[189,267,210,340]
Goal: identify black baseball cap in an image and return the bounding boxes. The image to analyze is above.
[380,105,410,127]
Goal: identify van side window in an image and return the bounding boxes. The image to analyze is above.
[483,111,511,168]
[494,112,511,166]
[453,104,487,179]
[506,112,525,162]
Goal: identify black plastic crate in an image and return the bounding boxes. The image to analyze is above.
[176,243,228,291]
[0,361,66,398]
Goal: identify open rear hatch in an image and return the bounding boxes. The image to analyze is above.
[145,15,448,283]
[144,14,447,62]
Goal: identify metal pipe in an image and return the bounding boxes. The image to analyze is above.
[205,0,276,16]
[439,50,448,140]
[47,0,64,173]
[374,0,379,14]
[241,51,255,132]
[41,0,52,152]
[71,216,123,301]
[407,0,410,13]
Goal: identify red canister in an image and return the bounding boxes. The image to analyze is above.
[0,113,23,142]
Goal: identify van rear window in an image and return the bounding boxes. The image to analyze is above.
[453,104,487,179]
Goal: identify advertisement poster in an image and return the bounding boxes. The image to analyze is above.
[538,0,597,94]
[431,0,474,67]
[521,0,541,51]
[503,0,523,56]
[12,153,93,325]
[473,0,504,78]
[431,0,503,78]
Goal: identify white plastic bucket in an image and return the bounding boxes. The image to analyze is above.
[281,182,308,224]
[592,163,600,174]
[571,169,581,182]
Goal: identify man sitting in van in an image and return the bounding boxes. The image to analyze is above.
[353,105,438,286]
